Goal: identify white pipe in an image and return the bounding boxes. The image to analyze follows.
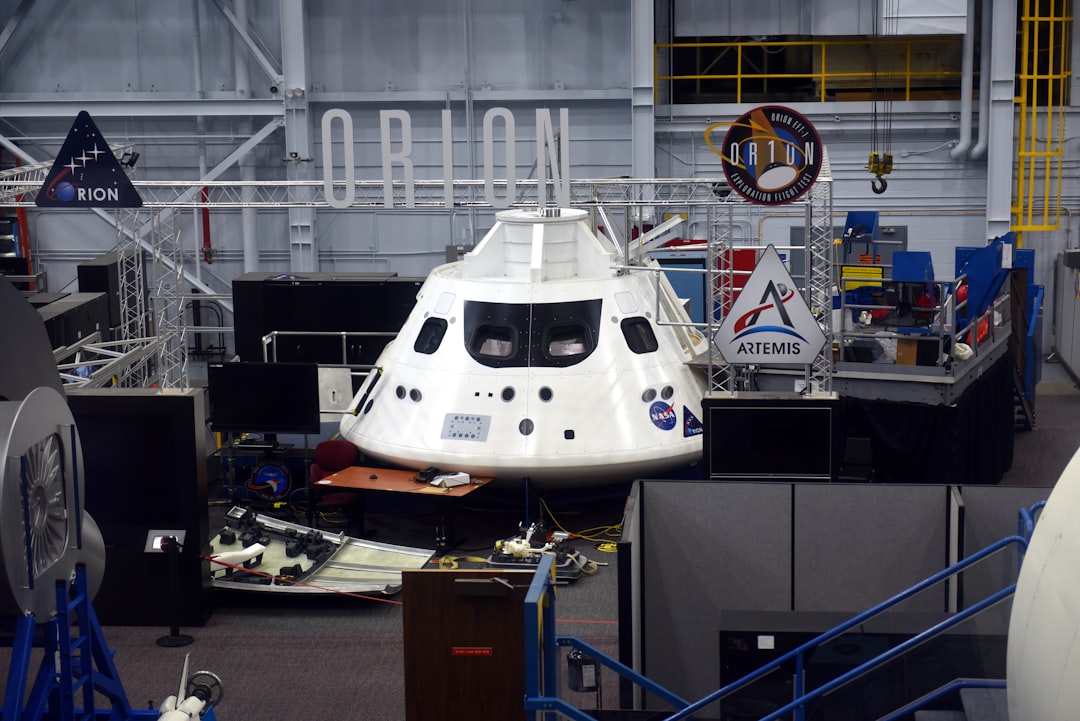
[209,543,267,566]
[950,0,978,159]
[970,0,992,159]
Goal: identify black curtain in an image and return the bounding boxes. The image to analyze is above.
[841,353,1015,484]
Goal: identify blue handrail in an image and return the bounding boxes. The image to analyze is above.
[1022,285,1044,400]
[525,510,1039,721]
[876,678,1006,721]
[750,585,1015,721]
[659,534,1027,721]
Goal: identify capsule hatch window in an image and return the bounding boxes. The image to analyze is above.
[414,317,449,355]
[621,317,659,354]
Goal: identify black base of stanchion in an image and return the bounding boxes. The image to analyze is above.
[156,633,195,648]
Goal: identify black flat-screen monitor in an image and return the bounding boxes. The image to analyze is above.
[208,362,321,434]
[704,398,839,479]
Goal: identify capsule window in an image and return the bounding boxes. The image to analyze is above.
[471,324,516,358]
[414,317,449,355]
[544,323,592,359]
[621,317,658,354]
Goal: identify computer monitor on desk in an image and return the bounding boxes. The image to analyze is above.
[208,361,321,436]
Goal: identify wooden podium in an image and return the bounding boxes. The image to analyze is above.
[402,568,535,720]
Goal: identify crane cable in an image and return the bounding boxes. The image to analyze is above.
[869,0,898,194]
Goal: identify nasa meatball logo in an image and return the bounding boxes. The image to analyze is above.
[649,402,677,431]
[713,105,821,206]
[37,111,143,208]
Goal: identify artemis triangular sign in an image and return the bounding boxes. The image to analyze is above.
[713,244,826,364]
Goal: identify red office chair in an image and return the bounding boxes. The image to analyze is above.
[309,439,365,533]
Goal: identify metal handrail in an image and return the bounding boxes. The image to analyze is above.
[260,329,395,368]
[524,530,1033,721]
[875,678,1006,721]
[664,534,1029,721]
[1021,285,1045,400]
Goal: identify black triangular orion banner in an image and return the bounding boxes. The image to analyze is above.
[36,111,142,208]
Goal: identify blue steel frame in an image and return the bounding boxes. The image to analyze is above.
[524,503,1044,721]
[2,564,217,721]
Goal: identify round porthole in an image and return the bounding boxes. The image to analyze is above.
[539,386,553,402]
[642,388,657,403]
[501,386,515,402]
[409,388,422,403]
[395,385,406,399]
[519,418,535,436]
[364,399,375,414]
[661,385,674,400]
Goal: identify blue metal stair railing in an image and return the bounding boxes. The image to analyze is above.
[1022,285,1044,401]
[524,502,1044,721]
[875,678,1007,721]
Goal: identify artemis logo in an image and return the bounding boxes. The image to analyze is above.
[713,244,826,364]
[732,280,805,342]
[37,110,143,209]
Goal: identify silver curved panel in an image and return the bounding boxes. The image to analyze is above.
[0,386,104,618]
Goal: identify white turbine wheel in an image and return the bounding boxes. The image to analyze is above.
[0,386,105,619]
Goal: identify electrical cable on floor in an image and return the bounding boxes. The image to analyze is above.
[437,555,490,569]
[202,555,404,605]
[539,497,622,543]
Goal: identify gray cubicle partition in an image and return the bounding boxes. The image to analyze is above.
[621,480,1051,716]
[956,485,1049,634]
[793,484,948,613]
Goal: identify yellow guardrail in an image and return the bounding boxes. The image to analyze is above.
[654,37,964,104]
[1013,0,1071,238]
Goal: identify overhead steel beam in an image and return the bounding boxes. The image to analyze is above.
[0,132,37,165]
[120,117,285,305]
[0,0,35,60]
[0,97,285,118]
[280,0,316,272]
[4,118,282,307]
[631,0,656,180]
[156,117,283,204]
[212,0,284,86]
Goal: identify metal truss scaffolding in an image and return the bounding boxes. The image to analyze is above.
[113,210,156,388]
[0,171,836,393]
[805,151,835,395]
[149,209,187,388]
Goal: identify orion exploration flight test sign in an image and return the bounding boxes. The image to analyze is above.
[719,105,822,206]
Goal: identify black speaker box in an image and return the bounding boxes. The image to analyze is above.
[232,272,422,365]
[77,251,123,329]
[35,291,110,347]
[67,388,212,627]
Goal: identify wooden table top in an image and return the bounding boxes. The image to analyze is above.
[317,465,493,497]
